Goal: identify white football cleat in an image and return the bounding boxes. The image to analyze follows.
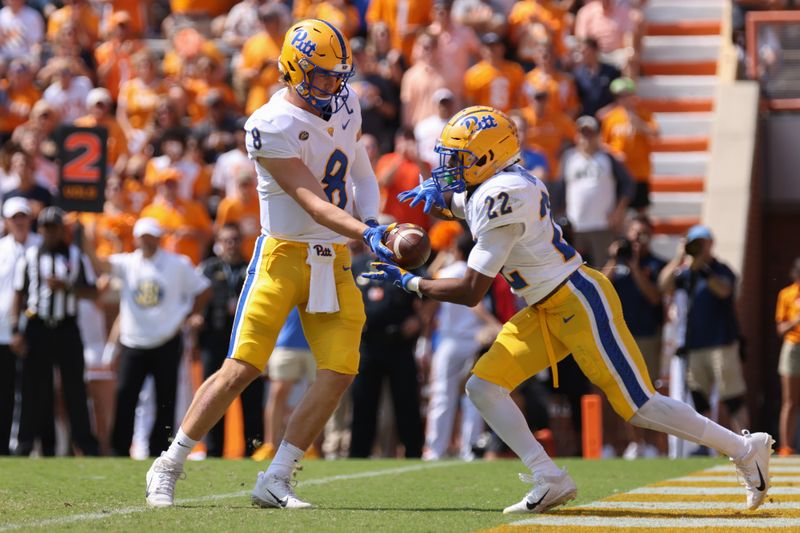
[145,453,185,508]
[502,469,577,515]
[732,430,774,510]
[251,471,313,509]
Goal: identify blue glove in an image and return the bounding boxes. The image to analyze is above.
[397,177,446,213]
[361,262,421,295]
[364,218,379,228]
[362,224,395,263]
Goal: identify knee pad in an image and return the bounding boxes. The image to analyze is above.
[465,375,506,407]
[690,390,711,414]
[723,396,744,415]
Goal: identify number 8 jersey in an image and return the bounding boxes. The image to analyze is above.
[454,164,584,305]
[244,87,361,244]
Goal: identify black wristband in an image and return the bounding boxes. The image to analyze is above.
[11,324,20,335]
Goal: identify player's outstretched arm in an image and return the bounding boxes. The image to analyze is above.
[258,156,394,261]
[364,262,494,307]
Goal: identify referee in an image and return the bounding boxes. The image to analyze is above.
[85,218,211,457]
[11,207,99,456]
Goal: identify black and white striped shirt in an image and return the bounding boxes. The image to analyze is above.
[13,243,96,323]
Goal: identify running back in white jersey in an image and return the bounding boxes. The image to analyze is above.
[244,88,362,243]
[457,164,583,305]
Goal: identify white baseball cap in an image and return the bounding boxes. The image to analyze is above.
[86,87,112,107]
[133,217,163,238]
[2,197,31,218]
[432,88,454,103]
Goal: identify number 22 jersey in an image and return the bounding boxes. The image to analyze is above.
[244,88,361,244]
[454,165,584,305]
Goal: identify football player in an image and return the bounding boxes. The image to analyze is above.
[146,19,395,509]
[367,106,774,514]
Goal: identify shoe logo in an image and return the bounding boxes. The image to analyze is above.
[343,119,351,130]
[526,489,550,511]
[562,314,575,324]
[755,463,766,492]
[343,265,351,271]
[266,488,288,508]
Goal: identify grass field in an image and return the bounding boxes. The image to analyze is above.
[0,456,732,532]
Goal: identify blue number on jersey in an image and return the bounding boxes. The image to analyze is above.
[539,191,576,262]
[322,149,348,209]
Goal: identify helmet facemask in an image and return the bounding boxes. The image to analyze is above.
[296,59,354,114]
[431,143,479,194]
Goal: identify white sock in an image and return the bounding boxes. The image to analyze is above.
[266,440,305,479]
[629,393,746,458]
[465,376,560,476]
[163,427,197,465]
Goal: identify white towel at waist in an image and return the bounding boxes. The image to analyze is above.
[306,242,339,313]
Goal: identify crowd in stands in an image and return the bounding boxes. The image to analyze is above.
[0,0,787,461]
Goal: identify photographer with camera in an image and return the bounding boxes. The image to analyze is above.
[602,215,666,458]
[659,225,747,450]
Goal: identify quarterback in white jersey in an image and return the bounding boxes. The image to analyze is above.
[367,106,774,514]
[145,19,396,511]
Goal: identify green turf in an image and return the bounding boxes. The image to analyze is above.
[0,457,723,532]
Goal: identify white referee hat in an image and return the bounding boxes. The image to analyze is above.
[133,217,163,238]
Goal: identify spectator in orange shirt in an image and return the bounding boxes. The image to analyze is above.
[366,0,433,62]
[144,130,211,204]
[0,60,41,142]
[117,50,167,154]
[95,11,145,101]
[508,0,567,67]
[183,56,238,125]
[463,32,526,113]
[305,0,360,39]
[140,168,212,265]
[777,258,800,456]
[520,87,576,178]
[215,172,260,258]
[46,0,100,49]
[400,31,446,129]
[376,128,433,231]
[80,176,138,259]
[236,4,285,115]
[601,77,659,211]
[74,88,129,178]
[525,42,579,118]
[100,0,150,37]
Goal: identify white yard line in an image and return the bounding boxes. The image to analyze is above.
[576,501,800,510]
[511,516,800,528]
[705,465,800,474]
[670,475,800,483]
[0,462,458,532]
[630,486,800,495]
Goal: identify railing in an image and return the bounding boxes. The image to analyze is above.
[746,11,800,110]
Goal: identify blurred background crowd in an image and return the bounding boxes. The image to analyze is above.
[1,0,798,462]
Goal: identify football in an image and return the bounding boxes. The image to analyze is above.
[382,223,431,270]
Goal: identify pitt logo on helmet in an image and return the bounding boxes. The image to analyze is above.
[459,114,499,132]
[291,30,318,57]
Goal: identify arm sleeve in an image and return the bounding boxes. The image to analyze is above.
[609,153,636,201]
[349,141,380,222]
[467,223,525,278]
[450,192,466,219]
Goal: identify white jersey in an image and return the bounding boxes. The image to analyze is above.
[244,88,362,244]
[109,249,210,349]
[456,165,583,305]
